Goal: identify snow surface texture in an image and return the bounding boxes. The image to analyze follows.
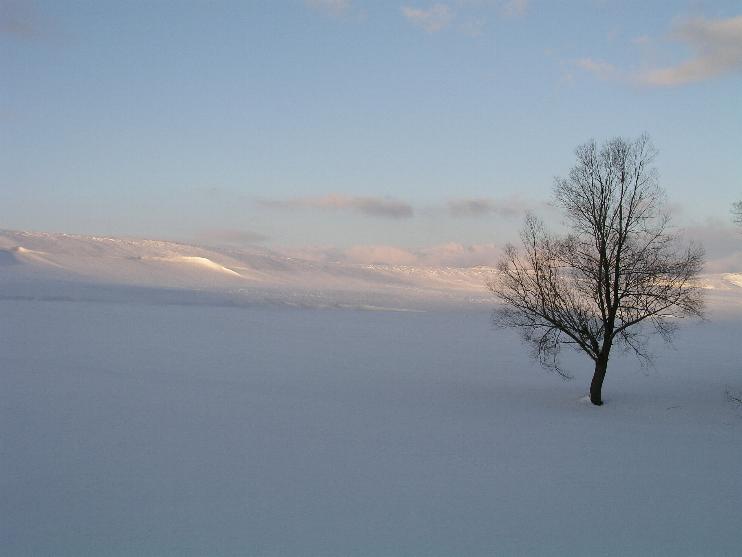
[3,229,740,312]
[1,302,741,556]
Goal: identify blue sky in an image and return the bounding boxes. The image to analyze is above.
[1,0,741,257]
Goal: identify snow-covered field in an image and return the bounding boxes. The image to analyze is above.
[2,299,741,556]
[2,230,742,555]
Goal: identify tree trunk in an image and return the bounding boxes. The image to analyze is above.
[590,356,608,406]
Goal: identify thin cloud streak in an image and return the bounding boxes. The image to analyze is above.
[305,0,351,17]
[257,194,414,219]
[402,0,527,36]
[345,245,420,265]
[419,242,501,266]
[501,0,528,18]
[447,197,529,218]
[401,4,454,33]
[575,57,619,80]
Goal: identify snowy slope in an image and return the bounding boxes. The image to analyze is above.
[1,229,740,311]
[0,230,499,309]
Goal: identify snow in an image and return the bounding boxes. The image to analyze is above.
[1,229,740,312]
[145,255,244,278]
[722,272,742,288]
[2,229,742,555]
[2,300,741,556]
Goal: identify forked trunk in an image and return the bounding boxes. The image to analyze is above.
[590,356,608,406]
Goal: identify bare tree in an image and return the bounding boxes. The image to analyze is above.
[728,200,742,407]
[489,135,704,405]
[733,200,742,227]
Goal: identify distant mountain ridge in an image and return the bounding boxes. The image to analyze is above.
[1,230,740,312]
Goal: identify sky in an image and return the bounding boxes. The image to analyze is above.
[1,0,741,263]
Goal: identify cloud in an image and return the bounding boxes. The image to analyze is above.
[401,4,454,33]
[345,245,420,265]
[419,242,501,266]
[0,0,43,38]
[638,15,742,86]
[575,57,619,80]
[401,1,528,36]
[447,197,529,218]
[278,245,347,263]
[679,218,742,273]
[257,194,414,219]
[196,229,268,247]
[305,0,351,17]
[501,0,528,18]
[575,15,742,87]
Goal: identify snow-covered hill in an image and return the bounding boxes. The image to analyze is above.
[0,230,500,309]
[1,229,740,311]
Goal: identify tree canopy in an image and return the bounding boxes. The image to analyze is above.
[489,135,704,405]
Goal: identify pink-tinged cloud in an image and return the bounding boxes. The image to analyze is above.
[345,245,420,265]
[257,194,414,219]
[401,4,453,33]
[639,15,742,86]
[278,245,347,263]
[501,0,528,18]
[419,242,501,267]
[576,16,742,87]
